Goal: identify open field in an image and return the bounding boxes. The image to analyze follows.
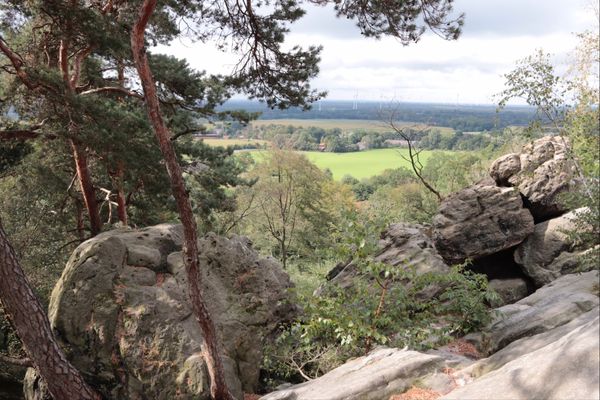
[199,138,269,147]
[251,119,455,134]
[250,148,436,180]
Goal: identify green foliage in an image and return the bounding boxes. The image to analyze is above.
[0,140,32,175]
[263,210,496,387]
[217,150,354,266]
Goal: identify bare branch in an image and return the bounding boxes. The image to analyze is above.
[79,86,144,99]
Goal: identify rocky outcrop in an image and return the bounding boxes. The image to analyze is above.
[514,208,593,286]
[432,184,534,265]
[442,312,599,400]
[487,278,529,307]
[464,307,599,379]
[322,223,448,292]
[489,136,574,221]
[259,348,447,400]
[276,272,600,400]
[468,270,599,355]
[24,224,296,400]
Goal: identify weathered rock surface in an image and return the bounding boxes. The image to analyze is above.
[514,208,593,286]
[24,224,295,400]
[442,313,599,400]
[465,307,599,379]
[433,184,534,264]
[322,223,448,292]
[490,136,574,221]
[259,348,446,400]
[475,270,599,354]
[487,278,529,307]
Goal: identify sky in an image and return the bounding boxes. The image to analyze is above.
[156,0,598,105]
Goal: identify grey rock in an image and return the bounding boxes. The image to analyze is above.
[489,153,521,185]
[514,208,593,286]
[479,271,599,354]
[260,348,446,400]
[465,307,599,378]
[318,223,448,295]
[441,314,599,400]
[488,278,529,307]
[433,184,534,264]
[26,225,296,400]
[490,136,575,221]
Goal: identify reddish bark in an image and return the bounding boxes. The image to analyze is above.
[70,139,102,235]
[0,220,101,400]
[130,1,233,399]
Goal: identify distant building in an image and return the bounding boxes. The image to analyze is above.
[318,142,326,151]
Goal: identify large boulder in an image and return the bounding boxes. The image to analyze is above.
[24,225,296,400]
[514,208,594,286]
[433,184,534,265]
[469,270,599,355]
[259,348,446,400]
[319,223,448,294]
[489,136,574,221]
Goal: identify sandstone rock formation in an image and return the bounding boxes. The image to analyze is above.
[321,223,448,292]
[24,224,295,400]
[469,270,599,355]
[442,314,599,400]
[432,184,534,265]
[489,136,574,221]
[272,271,600,400]
[487,278,529,307]
[514,208,593,286]
[259,348,447,400]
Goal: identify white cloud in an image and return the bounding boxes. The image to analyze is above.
[155,0,597,104]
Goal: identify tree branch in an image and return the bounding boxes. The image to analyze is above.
[0,353,33,368]
[79,86,144,99]
[0,36,39,90]
[0,130,56,141]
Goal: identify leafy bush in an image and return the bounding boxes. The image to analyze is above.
[262,211,497,387]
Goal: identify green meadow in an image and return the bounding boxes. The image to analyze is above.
[248,148,435,180]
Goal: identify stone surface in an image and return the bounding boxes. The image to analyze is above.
[441,314,599,400]
[477,270,599,354]
[432,184,534,264]
[320,223,448,293]
[489,153,521,186]
[25,225,296,400]
[464,307,599,379]
[488,278,529,307]
[514,208,592,286]
[490,136,574,221]
[259,348,446,400]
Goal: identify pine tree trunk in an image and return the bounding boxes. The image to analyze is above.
[130,1,233,399]
[0,220,101,400]
[70,138,102,236]
[113,161,128,226]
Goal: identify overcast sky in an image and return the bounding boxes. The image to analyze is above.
[156,0,597,105]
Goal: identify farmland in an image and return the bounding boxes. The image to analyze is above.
[199,138,269,147]
[249,148,436,180]
[250,118,455,134]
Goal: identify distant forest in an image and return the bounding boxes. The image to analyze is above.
[219,100,538,132]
